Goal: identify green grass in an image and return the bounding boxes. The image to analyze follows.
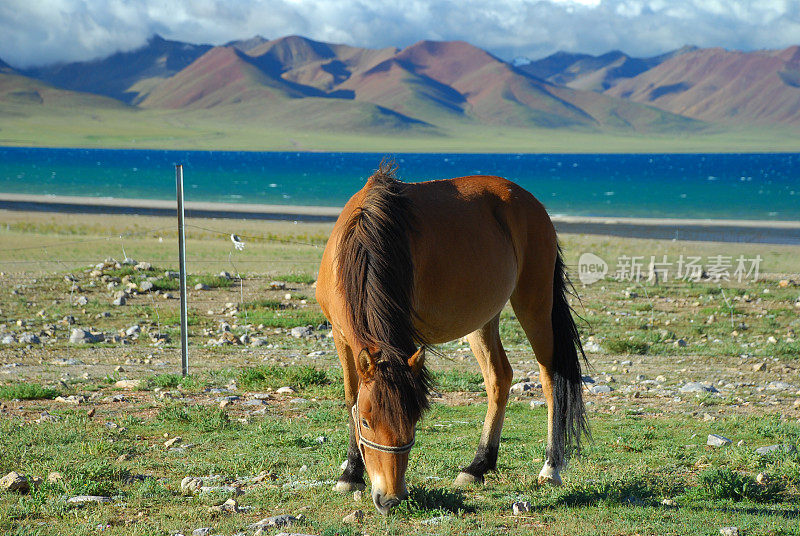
[238,365,330,391]
[0,383,59,400]
[2,386,800,536]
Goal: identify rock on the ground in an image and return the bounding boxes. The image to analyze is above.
[139,281,154,292]
[194,283,209,291]
[343,510,364,523]
[680,382,718,394]
[0,471,30,493]
[67,495,112,504]
[55,395,86,405]
[510,381,537,394]
[248,515,298,529]
[114,379,142,389]
[69,328,102,344]
[707,434,732,447]
[276,386,296,395]
[589,384,613,394]
[719,527,739,536]
[755,444,796,455]
[112,296,127,306]
[180,477,203,495]
[19,332,40,344]
[766,381,795,392]
[164,436,182,448]
[191,528,212,536]
[512,501,532,515]
[290,326,314,338]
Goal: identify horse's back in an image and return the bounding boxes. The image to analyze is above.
[406,176,557,342]
[317,174,557,344]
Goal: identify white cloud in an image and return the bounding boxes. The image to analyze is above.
[0,0,798,68]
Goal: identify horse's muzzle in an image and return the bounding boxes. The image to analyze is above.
[372,490,407,515]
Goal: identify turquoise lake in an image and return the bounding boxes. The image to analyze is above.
[0,147,798,220]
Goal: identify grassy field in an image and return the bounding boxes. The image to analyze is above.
[1,96,800,153]
[1,212,799,535]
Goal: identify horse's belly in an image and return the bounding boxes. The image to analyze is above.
[413,236,518,343]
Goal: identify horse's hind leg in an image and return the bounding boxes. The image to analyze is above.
[510,297,562,485]
[454,314,513,487]
[332,332,366,492]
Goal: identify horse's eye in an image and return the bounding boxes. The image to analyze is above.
[361,418,370,429]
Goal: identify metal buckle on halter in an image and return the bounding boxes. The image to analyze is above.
[351,395,415,454]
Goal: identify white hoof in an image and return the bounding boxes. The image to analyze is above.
[453,472,484,487]
[333,480,366,492]
[537,461,562,486]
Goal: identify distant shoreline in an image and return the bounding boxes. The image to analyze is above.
[2,192,800,245]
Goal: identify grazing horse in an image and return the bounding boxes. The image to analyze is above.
[316,162,588,514]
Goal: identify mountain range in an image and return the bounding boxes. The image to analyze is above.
[1,34,799,149]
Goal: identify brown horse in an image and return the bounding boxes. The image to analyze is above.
[316,162,588,514]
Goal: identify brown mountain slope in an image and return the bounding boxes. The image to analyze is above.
[606,47,800,124]
[140,46,305,109]
[519,46,697,92]
[390,40,696,130]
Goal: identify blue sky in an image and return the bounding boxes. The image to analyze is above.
[1,0,799,67]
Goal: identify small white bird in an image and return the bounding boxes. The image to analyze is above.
[231,234,245,251]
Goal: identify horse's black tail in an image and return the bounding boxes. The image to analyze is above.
[549,248,590,468]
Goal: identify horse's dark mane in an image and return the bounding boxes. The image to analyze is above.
[337,161,431,428]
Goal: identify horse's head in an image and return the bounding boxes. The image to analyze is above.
[354,346,429,514]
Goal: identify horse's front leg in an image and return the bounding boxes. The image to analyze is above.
[332,332,366,492]
[454,316,512,486]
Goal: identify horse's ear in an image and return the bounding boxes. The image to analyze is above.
[407,347,426,376]
[357,348,377,378]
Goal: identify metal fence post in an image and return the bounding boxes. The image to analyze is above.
[176,164,189,376]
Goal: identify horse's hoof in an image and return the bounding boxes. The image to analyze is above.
[333,480,366,492]
[537,461,562,486]
[453,472,484,487]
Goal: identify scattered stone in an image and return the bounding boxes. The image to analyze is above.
[510,381,537,394]
[1,334,15,345]
[47,472,63,483]
[112,296,126,306]
[55,395,86,405]
[125,325,141,336]
[67,495,112,504]
[661,498,677,506]
[1,471,30,493]
[512,501,532,515]
[134,262,152,271]
[19,332,40,344]
[707,434,732,447]
[194,283,209,291]
[241,399,266,407]
[290,326,314,338]
[191,528,212,536]
[276,386,296,395]
[269,281,286,290]
[588,384,613,394]
[251,393,273,400]
[250,337,268,347]
[584,340,603,353]
[209,498,239,514]
[248,515,298,530]
[680,382,718,394]
[755,444,796,456]
[164,436,182,448]
[674,339,687,348]
[114,379,142,389]
[75,296,88,306]
[139,281,154,292]
[766,381,794,392]
[530,400,546,408]
[181,477,203,495]
[756,473,769,485]
[719,527,739,536]
[69,328,102,344]
[343,510,364,523]
[353,490,363,502]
